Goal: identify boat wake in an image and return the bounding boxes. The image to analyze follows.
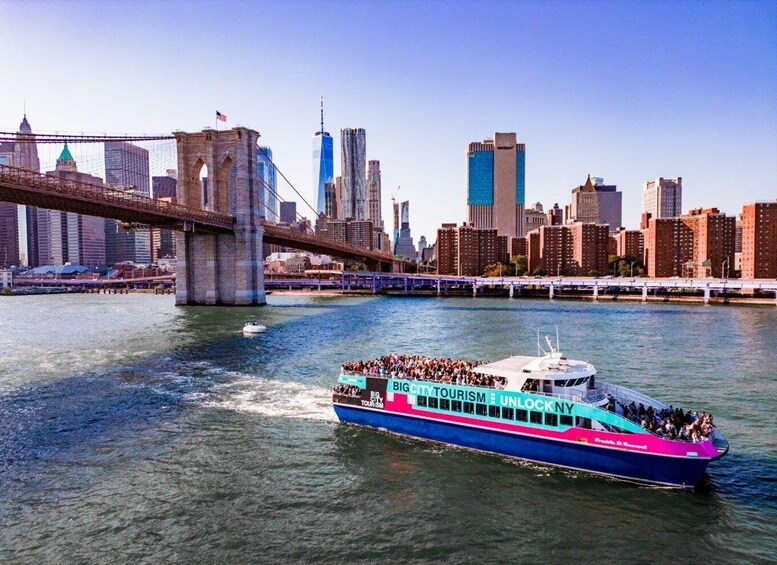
[202,376,337,423]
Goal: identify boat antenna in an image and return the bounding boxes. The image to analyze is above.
[537,329,541,357]
[556,325,560,353]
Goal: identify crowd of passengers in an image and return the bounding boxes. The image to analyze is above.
[333,384,361,397]
[341,355,507,389]
[608,397,715,442]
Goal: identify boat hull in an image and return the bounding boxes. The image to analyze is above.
[334,403,712,488]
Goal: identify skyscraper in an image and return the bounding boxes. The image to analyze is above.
[643,177,682,219]
[313,98,334,216]
[367,160,383,229]
[340,128,367,220]
[46,144,106,268]
[280,201,297,224]
[104,142,151,264]
[467,132,526,237]
[257,146,278,222]
[568,175,622,235]
[393,200,416,260]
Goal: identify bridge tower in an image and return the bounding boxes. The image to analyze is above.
[174,127,265,305]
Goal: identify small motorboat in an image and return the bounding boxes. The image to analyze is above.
[243,320,267,334]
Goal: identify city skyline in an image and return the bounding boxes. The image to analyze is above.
[1,1,776,246]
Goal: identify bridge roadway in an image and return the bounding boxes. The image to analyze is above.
[0,163,400,269]
[264,273,777,303]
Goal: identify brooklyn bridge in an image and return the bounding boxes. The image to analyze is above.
[0,124,405,306]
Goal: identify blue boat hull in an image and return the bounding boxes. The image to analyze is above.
[334,404,711,488]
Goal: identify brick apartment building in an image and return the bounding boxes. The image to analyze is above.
[741,201,777,279]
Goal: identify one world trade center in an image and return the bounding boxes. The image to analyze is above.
[313,97,334,216]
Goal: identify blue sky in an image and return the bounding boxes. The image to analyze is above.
[1,0,775,240]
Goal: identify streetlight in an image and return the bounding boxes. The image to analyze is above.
[558,261,562,277]
[630,260,637,278]
[722,257,730,280]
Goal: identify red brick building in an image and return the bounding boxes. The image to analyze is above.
[615,229,644,259]
[570,223,610,276]
[741,201,777,279]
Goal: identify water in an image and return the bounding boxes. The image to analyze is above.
[0,294,775,563]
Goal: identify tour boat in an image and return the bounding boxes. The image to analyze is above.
[332,338,729,488]
[242,320,267,334]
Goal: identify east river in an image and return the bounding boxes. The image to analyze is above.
[1,294,775,563]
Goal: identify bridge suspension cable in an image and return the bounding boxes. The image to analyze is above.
[0,131,175,144]
[256,145,318,219]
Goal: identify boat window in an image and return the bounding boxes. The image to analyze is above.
[476,403,488,416]
[575,417,592,429]
[417,396,427,407]
[451,400,462,412]
[501,407,514,420]
[488,405,500,418]
[542,380,553,393]
[428,397,439,409]
[530,411,543,424]
[560,415,574,426]
[516,409,528,422]
[439,398,450,411]
[576,377,587,386]
[463,402,474,414]
[544,413,558,426]
[556,379,568,387]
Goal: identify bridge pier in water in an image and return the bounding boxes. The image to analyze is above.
[174,128,266,306]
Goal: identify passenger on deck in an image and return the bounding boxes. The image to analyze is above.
[617,400,715,442]
[341,355,507,389]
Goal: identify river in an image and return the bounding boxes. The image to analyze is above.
[0,294,775,563]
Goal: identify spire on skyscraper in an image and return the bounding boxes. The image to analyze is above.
[320,95,324,134]
[18,114,32,134]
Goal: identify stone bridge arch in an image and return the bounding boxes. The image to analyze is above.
[173,127,265,305]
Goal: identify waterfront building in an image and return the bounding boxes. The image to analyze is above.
[150,174,177,263]
[643,177,682,219]
[313,99,334,216]
[511,236,527,258]
[104,142,151,264]
[615,228,644,259]
[568,175,622,235]
[0,269,12,289]
[570,223,610,276]
[436,223,458,275]
[0,199,18,267]
[257,146,278,222]
[393,201,416,260]
[152,174,177,200]
[735,219,742,253]
[538,225,575,276]
[679,208,736,279]
[340,128,367,220]
[1,115,42,267]
[644,218,693,278]
[741,201,777,279]
[280,201,297,224]
[325,218,374,250]
[525,202,547,234]
[48,144,106,268]
[467,132,526,237]
[527,230,541,273]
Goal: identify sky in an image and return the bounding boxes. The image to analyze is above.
[1,0,776,242]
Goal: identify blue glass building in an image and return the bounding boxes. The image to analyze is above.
[257,146,278,222]
[466,133,526,237]
[313,99,334,216]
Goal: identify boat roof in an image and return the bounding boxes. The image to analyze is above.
[474,353,594,380]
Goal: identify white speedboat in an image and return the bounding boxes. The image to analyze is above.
[243,320,267,334]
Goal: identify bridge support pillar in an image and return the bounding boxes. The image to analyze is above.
[437,279,441,296]
[704,284,711,305]
[472,283,477,297]
[593,283,599,302]
[509,283,514,298]
[642,283,648,302]
[174,127,265,306]
[549,283,554,299]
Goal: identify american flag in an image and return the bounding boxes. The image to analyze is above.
[216,111,227,122]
